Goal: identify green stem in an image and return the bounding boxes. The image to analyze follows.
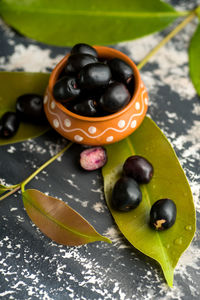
[137,6,200,70]
[3,183,20,190]
[21,142,73,192]
[0,142,73,200]
[0,186,21,201]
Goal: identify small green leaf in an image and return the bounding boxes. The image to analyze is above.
[22,189,111,246]
[189,23,200,96]
[0,72,50,145]
[0,0,183,46]
[102,117,196,287]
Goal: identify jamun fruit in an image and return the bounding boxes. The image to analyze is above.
[16,93,46,124]
[150,198,177,231]
[0,112,20,138]
[111,177,142,212]
[123,155,153,184]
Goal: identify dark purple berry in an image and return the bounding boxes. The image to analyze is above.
[150,199,177,231]
[71,43,98,58]
[108,58,134,84]
[65,54,98,74]
[53,76,80,103]
[16,93,46,124]
[99,82,131,113]
[78,63,112,90]
[123,155,153,184]
[0,112,20,138]
[71,99,97,117]
[111,177,142,212]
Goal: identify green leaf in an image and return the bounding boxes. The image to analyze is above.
[0,72,50,145]
[22,189,111,246]
[189,23,200,96]
[102,117,196,287]
[0,0,184,46]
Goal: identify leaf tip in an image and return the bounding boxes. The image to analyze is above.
[101,236,112,244]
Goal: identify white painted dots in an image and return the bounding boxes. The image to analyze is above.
[74,135,83,142]
[135,102,140,110]
[131,120,137,128]
[64,118,71,128]
[51,101,56,109]
[145,97,148,105]
[118,120,126,128]
[43,95,48,104]
[88,126,97,134]
[53,119,59,128]
[106,136,114,142]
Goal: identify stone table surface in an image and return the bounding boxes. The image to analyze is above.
[0,0,200,299]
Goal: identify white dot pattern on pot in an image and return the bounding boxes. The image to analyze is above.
[64,118,71,127]
[74,135,83,142]
[118,120,126,128]
[88,126,97,134]
[53,119,59,128]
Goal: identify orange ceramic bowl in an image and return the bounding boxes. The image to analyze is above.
[44,46,148,145]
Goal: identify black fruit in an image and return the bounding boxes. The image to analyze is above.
[108,58,134,84]
[78,63,112,90]
[71,99,97,117]
[111,177,142,212]
[0,112,20,138]
[71,43,98,57]
[65,54,98,74]
[53,76,80,102]
[123,155,153,184]
[150,198,177,231]
[99,82,131,113]
[16,94,46,124]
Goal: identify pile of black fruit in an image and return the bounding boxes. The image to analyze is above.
[0,94,46,138]
[53,43,135,117]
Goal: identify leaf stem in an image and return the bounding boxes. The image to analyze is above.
[137,6,200,70]
[21,142,73,192]
[0,186,21,201]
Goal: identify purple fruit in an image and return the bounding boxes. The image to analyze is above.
[80,147,107,171]
[123,155,153,184]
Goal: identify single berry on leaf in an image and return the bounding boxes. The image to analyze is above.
[111,177,142,212]
[123,155,153,184]
[150,198,177,231]
[0,112,20,138]
[53,76,80,102]
[16,93,46,124]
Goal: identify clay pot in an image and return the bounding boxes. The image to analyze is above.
[44,46,148,145]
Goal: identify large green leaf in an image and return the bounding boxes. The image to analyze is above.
[0,0,184,46]
[189,23,200,96]
[23,189,111,246]
[102,117,196,287]
[0,72,50,145]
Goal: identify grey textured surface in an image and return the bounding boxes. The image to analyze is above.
[0,1,200,299]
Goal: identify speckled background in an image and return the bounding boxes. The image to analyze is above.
[0,0,200,299]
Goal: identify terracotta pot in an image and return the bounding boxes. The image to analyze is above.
[44,46,148,145]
